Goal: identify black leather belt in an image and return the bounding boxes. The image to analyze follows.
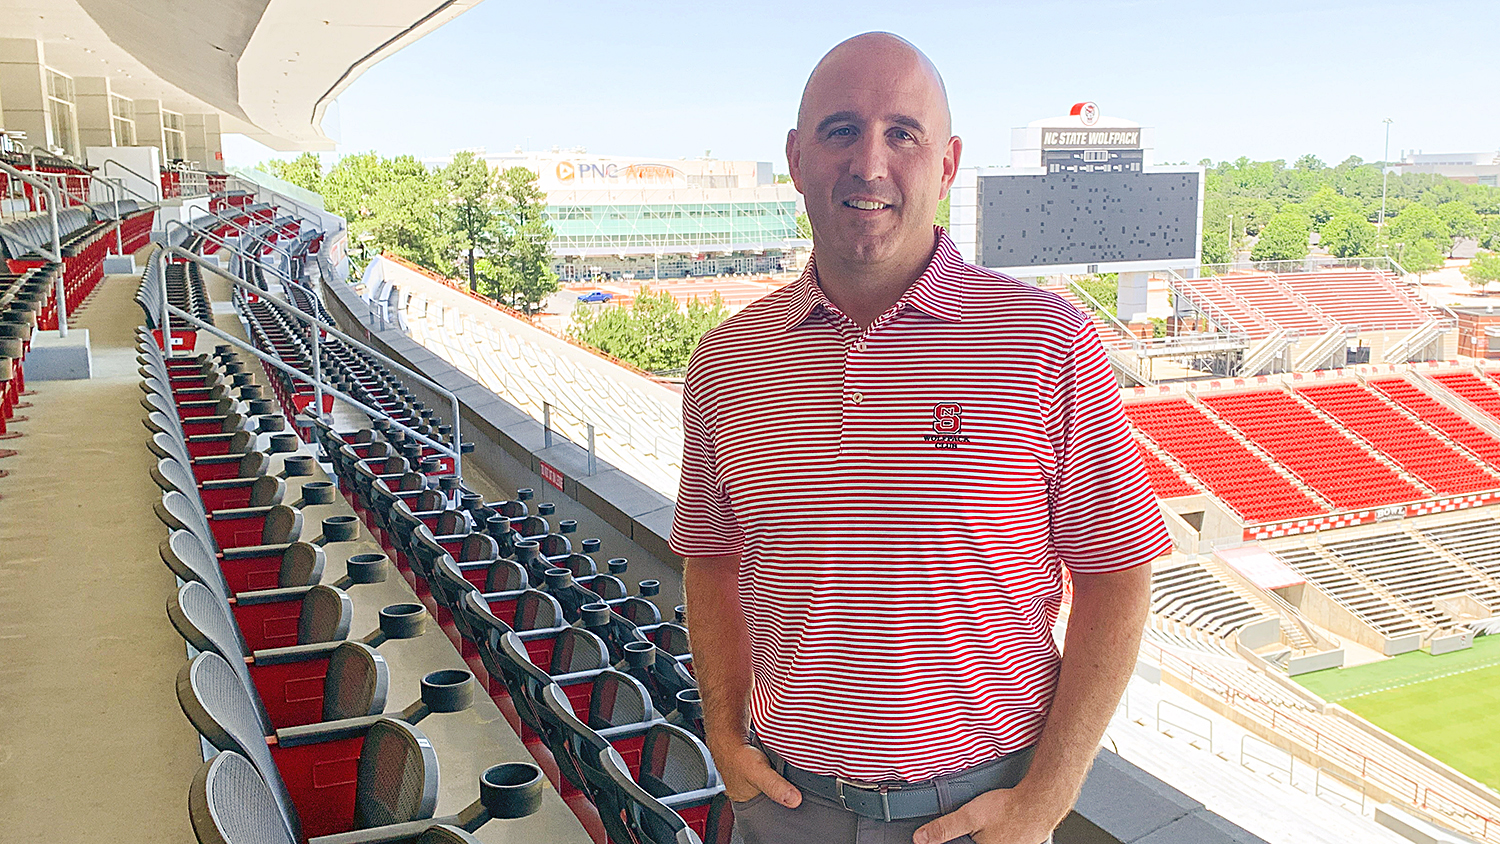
[758,742,1036,822]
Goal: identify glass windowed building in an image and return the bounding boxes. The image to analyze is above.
[442,150,807,280]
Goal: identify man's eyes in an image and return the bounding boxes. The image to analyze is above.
[825,126,919,143]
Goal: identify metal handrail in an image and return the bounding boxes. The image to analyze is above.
[99,158,163,202]
[195,206,299,264]
[160,219,303,291]
[223,173,324,227]
[0,160,67,335]
[162,245,463,476]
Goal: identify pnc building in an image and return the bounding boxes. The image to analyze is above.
[441,149,806,280]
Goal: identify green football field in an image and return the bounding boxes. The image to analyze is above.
[1294,634,1500,790]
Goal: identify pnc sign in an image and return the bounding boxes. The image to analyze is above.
[555,161,685,184]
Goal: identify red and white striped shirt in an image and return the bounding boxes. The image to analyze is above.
[671,229,1171,782]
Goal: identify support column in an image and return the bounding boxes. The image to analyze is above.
[74,76,116,149]
[1117,270,1171,323]
[0,38,53,154]
[134,98,164,155]
[203,114,224,172]
[184,113,209,169]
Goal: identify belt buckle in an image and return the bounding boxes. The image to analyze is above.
[834,777,894,822]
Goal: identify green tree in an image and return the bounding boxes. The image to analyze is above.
[1437,201,1483,257]
[1397,238,1445,279]
[1251,205,1311,263]
[1305,184,1355,230]
[935,196,950,230]
[794,212,813,240]
[1201,195,1232,265]
[1389,203,1446,257]
[569,287,727,372]
[437,150,501,291]
[479,166,558,315]
[260,152,324,194]
[319,153,445,272]
[1462,251,1500,292]
[1320,210,1378,258]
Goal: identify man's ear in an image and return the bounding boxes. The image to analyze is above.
[938,135,963,201]
[786,129,803,192]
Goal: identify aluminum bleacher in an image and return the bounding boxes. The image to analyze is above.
[1422,517,1500,584]
[1216,273,1331,338]
[1269,546,1427,640]
[1321,531,1500,626]
[1276,270,1437,330]
[1150,561,1265,638]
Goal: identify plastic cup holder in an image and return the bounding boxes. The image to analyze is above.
[479,762,545,820]
[581,538,601,554]
[420,458,441,473]
[387,430,407,444]
[543,568,572,590]
[420,669,475,713]
[239,384,265,400]
[379,603,428,639]
[344,552,389,584]
[607,558,629,575]
[623,641,655,668]
[580,603,611,629]
[321,515,359,542]
[224,362,245,375]
[438,476,461,491]
[638,579,661,598]
[485,515,511,537]
[460,492,484,511]
[282,455,316,477]
[517,488,534,501]
[537,503,555,516]
[248,399,277,417]
[559,519,578,534]
[460,442,476,454]
[437,424,452,437]
[674,604,687,624]
[268,433,300,454]
[231,372,254,387]
[300,481,336,505]
[675,688,703,719]
[256,413,286,433]
[372,419,392,432]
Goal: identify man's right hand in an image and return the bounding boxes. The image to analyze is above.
[711,742,803,807]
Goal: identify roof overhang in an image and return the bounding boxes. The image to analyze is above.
[0,0,483,150]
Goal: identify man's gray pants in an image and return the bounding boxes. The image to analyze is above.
[731,789,1054,844]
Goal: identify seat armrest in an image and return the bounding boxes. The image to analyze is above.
[221,542,293,559]
[274,714,382,747]
[308,819,434,844]
[210,505,275,521]
[235,585,314,605]
[252,640,342,664]
[200,477,259,491]
[186,432,237,444]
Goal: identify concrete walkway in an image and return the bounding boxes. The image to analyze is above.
[0,274,200,843]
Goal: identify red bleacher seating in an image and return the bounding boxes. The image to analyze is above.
[1430,372,1500,422]
[1199,391,1425,510]
[1368,377,1500,469]
[1123,399,1325,522]
[1134,442,1197,499]
[1294,382,1498,494]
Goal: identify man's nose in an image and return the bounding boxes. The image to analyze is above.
[848,132,889,182]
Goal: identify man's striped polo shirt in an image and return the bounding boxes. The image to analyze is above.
[670,228,1173,783]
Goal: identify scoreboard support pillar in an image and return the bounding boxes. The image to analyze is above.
[1117,271,1171,323]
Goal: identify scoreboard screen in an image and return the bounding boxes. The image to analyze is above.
[976,170,1201,268]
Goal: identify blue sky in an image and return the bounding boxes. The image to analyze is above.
[226,0,1498,172]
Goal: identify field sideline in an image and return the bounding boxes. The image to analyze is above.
[1296,634,1500,790]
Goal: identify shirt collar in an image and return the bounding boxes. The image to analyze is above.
[782,227,965,332]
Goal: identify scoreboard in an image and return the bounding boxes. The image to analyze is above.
[951,104,1203,277]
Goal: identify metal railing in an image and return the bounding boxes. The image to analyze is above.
[98,159,164,203]
[159,245,463,477]
[0,160,67,336]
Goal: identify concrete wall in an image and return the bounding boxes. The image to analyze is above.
[0,39,51,152]
[1272,581,1415,655]
[1287,648,1345,675]
[74,77,116,149]
[134,98,164,153]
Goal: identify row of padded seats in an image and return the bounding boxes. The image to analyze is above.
[310,411,730,844]
[0,207,112,327]
[194,227,727,843]
[141,331,585,844]
[1430,371,1500,422]
[0,265,56,437]
[136,244,215,352]
[1368,377,1500,468]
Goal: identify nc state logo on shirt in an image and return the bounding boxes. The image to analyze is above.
[924,403,972,450]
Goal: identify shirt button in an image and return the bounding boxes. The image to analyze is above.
[854,341,867,353]
[850,391,864,405]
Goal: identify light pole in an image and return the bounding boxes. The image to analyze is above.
[1380,117,1394,255]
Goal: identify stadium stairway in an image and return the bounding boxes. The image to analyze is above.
[0,270,203,843]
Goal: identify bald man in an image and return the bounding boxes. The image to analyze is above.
[670,32,1172,844]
